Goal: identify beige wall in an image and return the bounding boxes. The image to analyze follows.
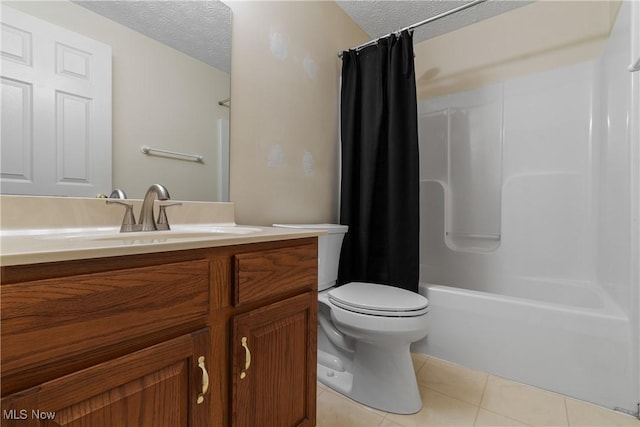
[5,1,230,201]
[414,1,620,100]
[227,1,620,225]
[228,1,367,225]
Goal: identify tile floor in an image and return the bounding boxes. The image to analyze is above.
[316,353,640,427]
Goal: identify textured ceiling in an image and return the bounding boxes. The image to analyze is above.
[73,0,232,73]
[336,0,532,48]
[73,1,531,73]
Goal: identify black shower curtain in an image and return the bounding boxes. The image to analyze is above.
[338,30,420,293]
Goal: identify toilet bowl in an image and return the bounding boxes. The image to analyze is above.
[273,224,430,414]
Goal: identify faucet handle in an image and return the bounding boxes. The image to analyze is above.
[109,188,127,199]
[157,202,182,231]
[106,200,137,232]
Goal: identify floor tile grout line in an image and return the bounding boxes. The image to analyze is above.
[563,397,571,427]
[316,384,388,427]
[478,374,490,408]
[472,374,490,426]
[416,371,489,408]
[476,375,574,427]
[319,382,389,419]
[412,355,428,375]
[471,405,482,426]
[477,407,535,427]
[418,382,482,407]
[418,384,485,411]
[377,412,390,427]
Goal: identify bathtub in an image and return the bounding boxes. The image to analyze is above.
[412,282,636,412]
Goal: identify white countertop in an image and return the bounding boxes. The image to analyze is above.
[0,195,324,266]
[0,224,322,266]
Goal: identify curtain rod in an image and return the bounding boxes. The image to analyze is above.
[337,0,488,58]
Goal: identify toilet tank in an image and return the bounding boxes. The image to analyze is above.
[273,223,348,291]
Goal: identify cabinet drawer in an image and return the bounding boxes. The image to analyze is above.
[233,244,317,306]
[1,259,210,376]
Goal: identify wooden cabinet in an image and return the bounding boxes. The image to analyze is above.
[1,237,318,427]
[231,293,316,427]
[1,329,211,427]
[231,244,317,427]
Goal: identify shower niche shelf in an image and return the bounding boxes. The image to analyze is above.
[445,232,501,252]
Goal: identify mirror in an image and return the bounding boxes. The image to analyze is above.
[1,0,231,202]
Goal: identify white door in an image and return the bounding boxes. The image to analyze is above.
[1,5,112,197]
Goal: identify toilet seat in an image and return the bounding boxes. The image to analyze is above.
[328,282,429,317]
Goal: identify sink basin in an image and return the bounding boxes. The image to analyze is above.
[172,225,262,235]
[91,226,262,243]
[92,231,229,243]
[32,225,262,243]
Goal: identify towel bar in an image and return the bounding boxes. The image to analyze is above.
[140,145,203,162]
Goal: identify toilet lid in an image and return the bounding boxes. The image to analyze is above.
[328,282,429,317]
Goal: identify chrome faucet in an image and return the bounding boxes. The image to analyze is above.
[107,184,180,232]
[139,183,171,231]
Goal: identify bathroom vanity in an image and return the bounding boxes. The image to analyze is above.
[0,196,321,427]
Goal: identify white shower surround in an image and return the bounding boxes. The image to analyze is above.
[414,1,639,413]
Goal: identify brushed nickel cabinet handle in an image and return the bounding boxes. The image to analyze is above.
[197,356,209,404]
[240,336,251,379]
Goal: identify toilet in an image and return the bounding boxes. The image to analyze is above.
[273,223,430,414]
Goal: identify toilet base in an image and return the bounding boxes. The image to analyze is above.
[317,342,423,414]
[318,361,353,395]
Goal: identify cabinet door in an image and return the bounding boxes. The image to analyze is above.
[1,329,211,427]
[231,292,317,427]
